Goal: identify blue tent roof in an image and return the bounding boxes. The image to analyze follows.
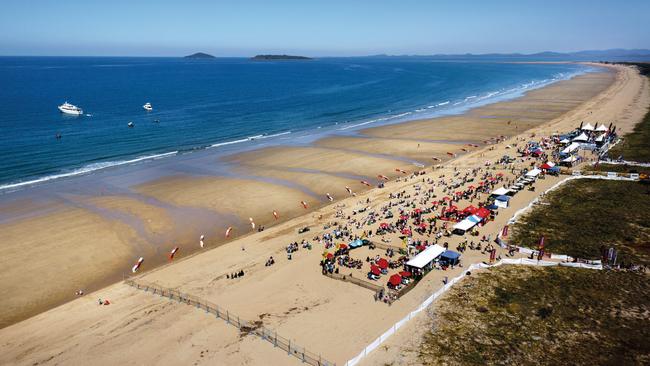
[486,204,499,210]
[495,195,511,201]
[441,250,461,260]
[349,239,364,248]
[549,166,561,172]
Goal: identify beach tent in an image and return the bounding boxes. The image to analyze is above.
[462,205,479,215]
[349,239,364,248]
[595,134,605,143]
[581,123,595,131]
[595,124,608,132]
[491,187,511,196]
[540,162,555,170]
[525,168,542,178]
[572,132,589,142]
[452,215,481,234]
[559,138,571,144]
[377,258,389,269]
[440,250,461,266]
[370,264,381,276]
[486,203,499,210]
[388,274,402,287]
[561,142,580,154]
[562,156,578,163]
[548,166,561,174]
[476,207,491,219]
[495,195,510,209]
[405,244,446,269]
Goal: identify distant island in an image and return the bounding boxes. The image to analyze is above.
[251,54,312,61]
[184,52,216,59]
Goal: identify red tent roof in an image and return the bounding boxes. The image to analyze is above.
[416,245,426,251]
[462,205,478,214]
[419,222,427,229]
[326,253,334,259]
[377,258,389,269]
[379,223,389,229]
[476,207,491,218]
[468,185,475,190]
[370,264,381,275]
[338,243,348,249]
[399,271,412,278]
[388,274,402,286]
[413,208,422,214]
[401,228,412,236]
[540,163,552,170]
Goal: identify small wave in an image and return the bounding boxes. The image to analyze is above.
[247,134,264,140]
[465,95,477,100]
[0,151,178,192]
[437,101,450,106]
[210,138,250,148]
[257,131,292,139]
[415,108,426,112]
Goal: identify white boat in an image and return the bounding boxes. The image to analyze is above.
[58,102,83,115]
[128,121,134,128]
[143,102,153,111]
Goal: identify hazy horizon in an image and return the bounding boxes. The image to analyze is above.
[1,0,649,57]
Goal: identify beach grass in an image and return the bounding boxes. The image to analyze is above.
[419,265,650,366]
[509,179,650,265]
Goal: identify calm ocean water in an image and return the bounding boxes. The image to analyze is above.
[0,57,589,189]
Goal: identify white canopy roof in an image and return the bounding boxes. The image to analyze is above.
[452,215,481,233]
[406,244,446,269]
[525,168,542,177]
[562,142,580,154]
[581,123,595,131]
[572,132,589,142]
[491,187,511,196]
[562,155,578,163]
[595,134,605,142]
[595,124,608,132]
[559,138,570,144]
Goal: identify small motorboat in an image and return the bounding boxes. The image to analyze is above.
[128,121,134,128]
[143,102,153,111]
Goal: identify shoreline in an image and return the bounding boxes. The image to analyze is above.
[0,63,647,365]
[0,62,592,194]
[0,64,620,330]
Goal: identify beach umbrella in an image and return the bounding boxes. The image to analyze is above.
[419,222,427,229]
[338,243,348,250]
[389,274,402,286]
[442,196,451,201]
[401,228,412,236]
[377,258,389,269]
[468,185,475,190]
[413,208,422,214]
[379,223,389,229]
[399,271,412,278]
[370,265,381,276]
[400,215,409,220]
[326,253,334,260]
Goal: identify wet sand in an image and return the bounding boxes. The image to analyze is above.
[0,63,647,365]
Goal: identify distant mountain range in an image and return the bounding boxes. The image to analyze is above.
[365,49,650,61]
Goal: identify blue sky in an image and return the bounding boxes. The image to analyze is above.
[1,0,649,56]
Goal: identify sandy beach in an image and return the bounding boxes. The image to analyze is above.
[0,63,647,365]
